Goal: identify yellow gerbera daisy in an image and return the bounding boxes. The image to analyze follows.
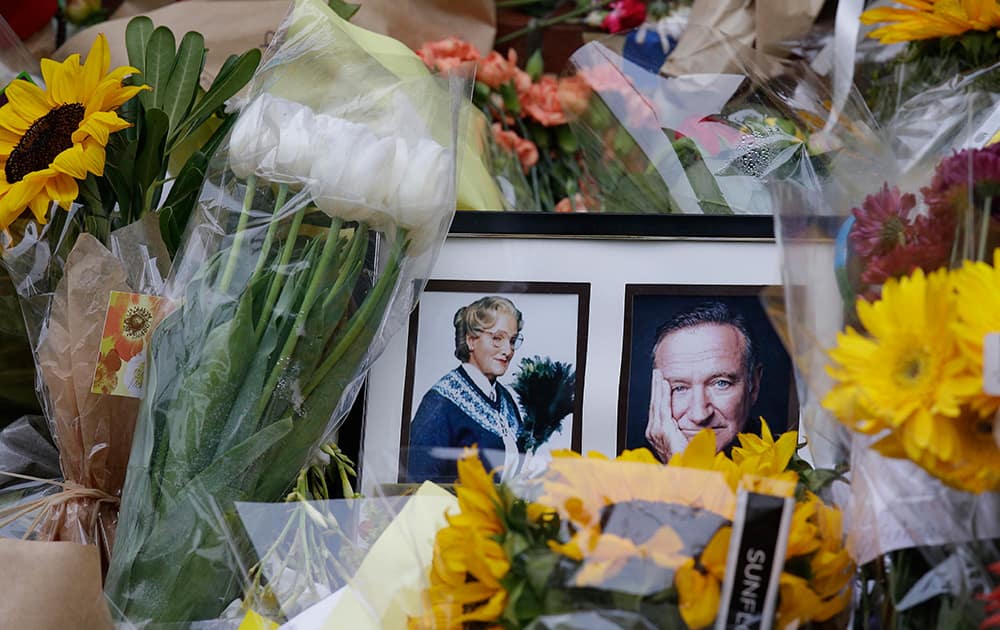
[0,33,146,237]
[824,268,970,437]
[861,0,1000,44]
[951,250,1000,416]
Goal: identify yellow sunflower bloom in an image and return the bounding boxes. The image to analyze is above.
[861,0,1000,44]
[416,449,509,630]
[0,33,147,238]
[675,526,729,629]
[667,420,799,493]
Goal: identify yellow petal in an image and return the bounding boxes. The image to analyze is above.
[45,173,78,207]
[71,111,130,145]
[4,80,53,122]
[81,34,112,100]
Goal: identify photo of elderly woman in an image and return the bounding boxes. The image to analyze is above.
[401,281,588,483]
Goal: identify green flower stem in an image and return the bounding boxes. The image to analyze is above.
[220,174,257,293]
[253,219,344,420]
[322,224,369,311]
[303,228,408,399]
[255,205,307,340]
[978,196,993,262]
[496,0,612,44]
[251,183,289,280]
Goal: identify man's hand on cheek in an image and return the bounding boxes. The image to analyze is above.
[645,368,690,463]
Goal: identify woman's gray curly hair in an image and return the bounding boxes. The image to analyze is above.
[453,296,523,362]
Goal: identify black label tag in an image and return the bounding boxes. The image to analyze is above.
[715,491,794,630]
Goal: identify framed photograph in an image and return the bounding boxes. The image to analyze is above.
[360,224,788,493]
[395,280,588,483]
[617,284,798,461]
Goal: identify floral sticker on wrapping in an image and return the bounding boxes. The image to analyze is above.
[92,291,168,397]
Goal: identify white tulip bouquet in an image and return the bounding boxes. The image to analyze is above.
[103,0,469,624]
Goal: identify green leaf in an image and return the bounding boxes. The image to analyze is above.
[162,31,205,141]
[125,16,154,72]
[556,124,578,154]
[134,108,169,216]
[327,0,361,20]
[500,82,521,115]
[525,49,544,82]
[158,151,206,255]
[175,48,260,144]
[141,26,176,111]
[158,115,235,255]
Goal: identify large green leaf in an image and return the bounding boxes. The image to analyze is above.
[162,31,205,141]
[159,114,238,256]
[133,107,169,215]
[327,0,361,20]
[159,285,258,499]
[125,16,154,72]
[141,26,176,111]
[175,48,260,143]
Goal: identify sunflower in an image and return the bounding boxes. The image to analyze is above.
[778,493,854,629]
[823,268,971,438]
[667,420,799,494]
[412,450,508,630]
[861,0,1000,44]
[0,33,146,238]
[675,526,729,630]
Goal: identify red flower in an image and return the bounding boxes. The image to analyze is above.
[492,123,539,173]
[478,49,519,90]
[602,0,647,33]
[416,37,481,72]
[923,143,1000,221]
[554,193,591,213]
[523,75,568,127]
[978,561,1000,628]
[849,183,918,259]
[860,232,951,286]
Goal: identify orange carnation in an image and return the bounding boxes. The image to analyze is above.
[492,123,538,173]
[416,37,480,72]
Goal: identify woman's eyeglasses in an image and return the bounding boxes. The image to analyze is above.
[478,331,523,350]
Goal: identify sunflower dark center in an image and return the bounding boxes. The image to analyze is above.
[122,305,153,340]
[5,103,85,183]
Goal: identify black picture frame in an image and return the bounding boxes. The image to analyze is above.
[397,279,590,483]
[450,211,777,239]
[617,284,798,456]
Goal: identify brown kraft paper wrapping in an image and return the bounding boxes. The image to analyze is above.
[53,0,496,85]
[0,539,114,629]
[35,234,139,567]
[663,0,824,75]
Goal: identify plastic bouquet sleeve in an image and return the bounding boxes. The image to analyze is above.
[743,20,1000,623]
[104,0,470,624]
[231,482,457,627]
[559,35,855,215]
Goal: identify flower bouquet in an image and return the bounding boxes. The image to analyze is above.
[559,37,842,215]
[235,422,852,629]
[412,428,851,630]
[417,36,594,212]
[0,19,258,564]
[853,1,1000,170]
[759,19,1000,624]
[102,0,469,624]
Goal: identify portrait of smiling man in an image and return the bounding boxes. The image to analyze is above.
[620,288,795,462]
[646,302,763,462]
